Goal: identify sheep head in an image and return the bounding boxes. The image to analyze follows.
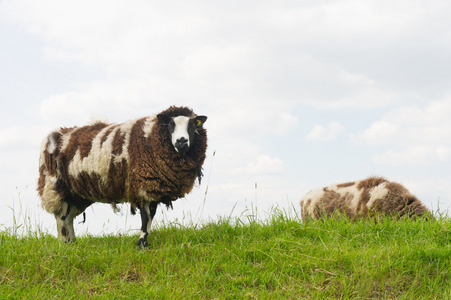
[157,113,207,155]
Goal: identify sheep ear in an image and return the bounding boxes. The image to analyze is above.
[157,114,171,126]
[195,116,207,127]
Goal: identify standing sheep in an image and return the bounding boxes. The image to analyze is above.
[37,106,207,246]
[300,176,432,220]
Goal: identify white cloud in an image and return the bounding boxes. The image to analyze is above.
[37,79,157,126]
[359,99,451,146]
[374,145,451,166]
[245,155,286,174]
[214,143,286,176]
[263,1,436,42]
[205,100,299,141]
[357,98,451,165]
[357,120,401,146]
[4,0,446,113]
[306,122,344,141]
[0,126,46,149]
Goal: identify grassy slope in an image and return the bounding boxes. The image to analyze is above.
[1,212,451,299]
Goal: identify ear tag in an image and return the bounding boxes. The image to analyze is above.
[196,119,202,126]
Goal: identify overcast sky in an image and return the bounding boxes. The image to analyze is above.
[1,0,451,236]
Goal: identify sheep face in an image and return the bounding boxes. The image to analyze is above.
[157,114,207,155]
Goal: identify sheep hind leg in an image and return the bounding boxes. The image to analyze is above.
[137,201,158,247]
[55,201,79,243]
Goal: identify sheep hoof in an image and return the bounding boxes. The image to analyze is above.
[137,238,148,247]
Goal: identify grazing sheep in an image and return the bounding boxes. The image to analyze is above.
[300,176,432,220]
[37,106,208,246]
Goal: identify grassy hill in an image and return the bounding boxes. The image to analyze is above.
[1,210,451,299]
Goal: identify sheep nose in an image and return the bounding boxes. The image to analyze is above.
[177,137,188,144]
[175,137,189,154]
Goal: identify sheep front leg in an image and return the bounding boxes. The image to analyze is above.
[55,202,78,242]
[137,201,158,247]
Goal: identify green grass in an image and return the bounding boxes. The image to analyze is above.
[1,209,451,299]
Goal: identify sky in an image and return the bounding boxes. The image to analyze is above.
[1,0,451,237]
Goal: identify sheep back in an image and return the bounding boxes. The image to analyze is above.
[300,176,432,220]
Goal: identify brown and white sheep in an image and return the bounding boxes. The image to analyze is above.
[37,106,208,246]
[300,176,432,220]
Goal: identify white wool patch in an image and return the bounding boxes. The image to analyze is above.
[67,120,138,182]
[67,124,116,181]
[142,116,156,139]
[61,128,77,152]
[172,116,190,149]
[68,150,85,179]
[301,182,362,218]
[117,119,135,163]
[367,182,389,209]
[41,175,63,214]
[47,134,57,154]
[334,184,361,212]
[300,188,325,217]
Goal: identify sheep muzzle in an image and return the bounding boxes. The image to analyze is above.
[175,137,189,155]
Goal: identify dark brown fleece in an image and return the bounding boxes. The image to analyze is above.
[369,181,429,218]
[128,106,207,211]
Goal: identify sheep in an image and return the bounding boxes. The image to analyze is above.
[37,106,208,246]
[300,176,433,220]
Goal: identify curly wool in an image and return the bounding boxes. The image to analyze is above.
[128,106,208,212]
[37,106,207,215]
[300,176,432,220]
